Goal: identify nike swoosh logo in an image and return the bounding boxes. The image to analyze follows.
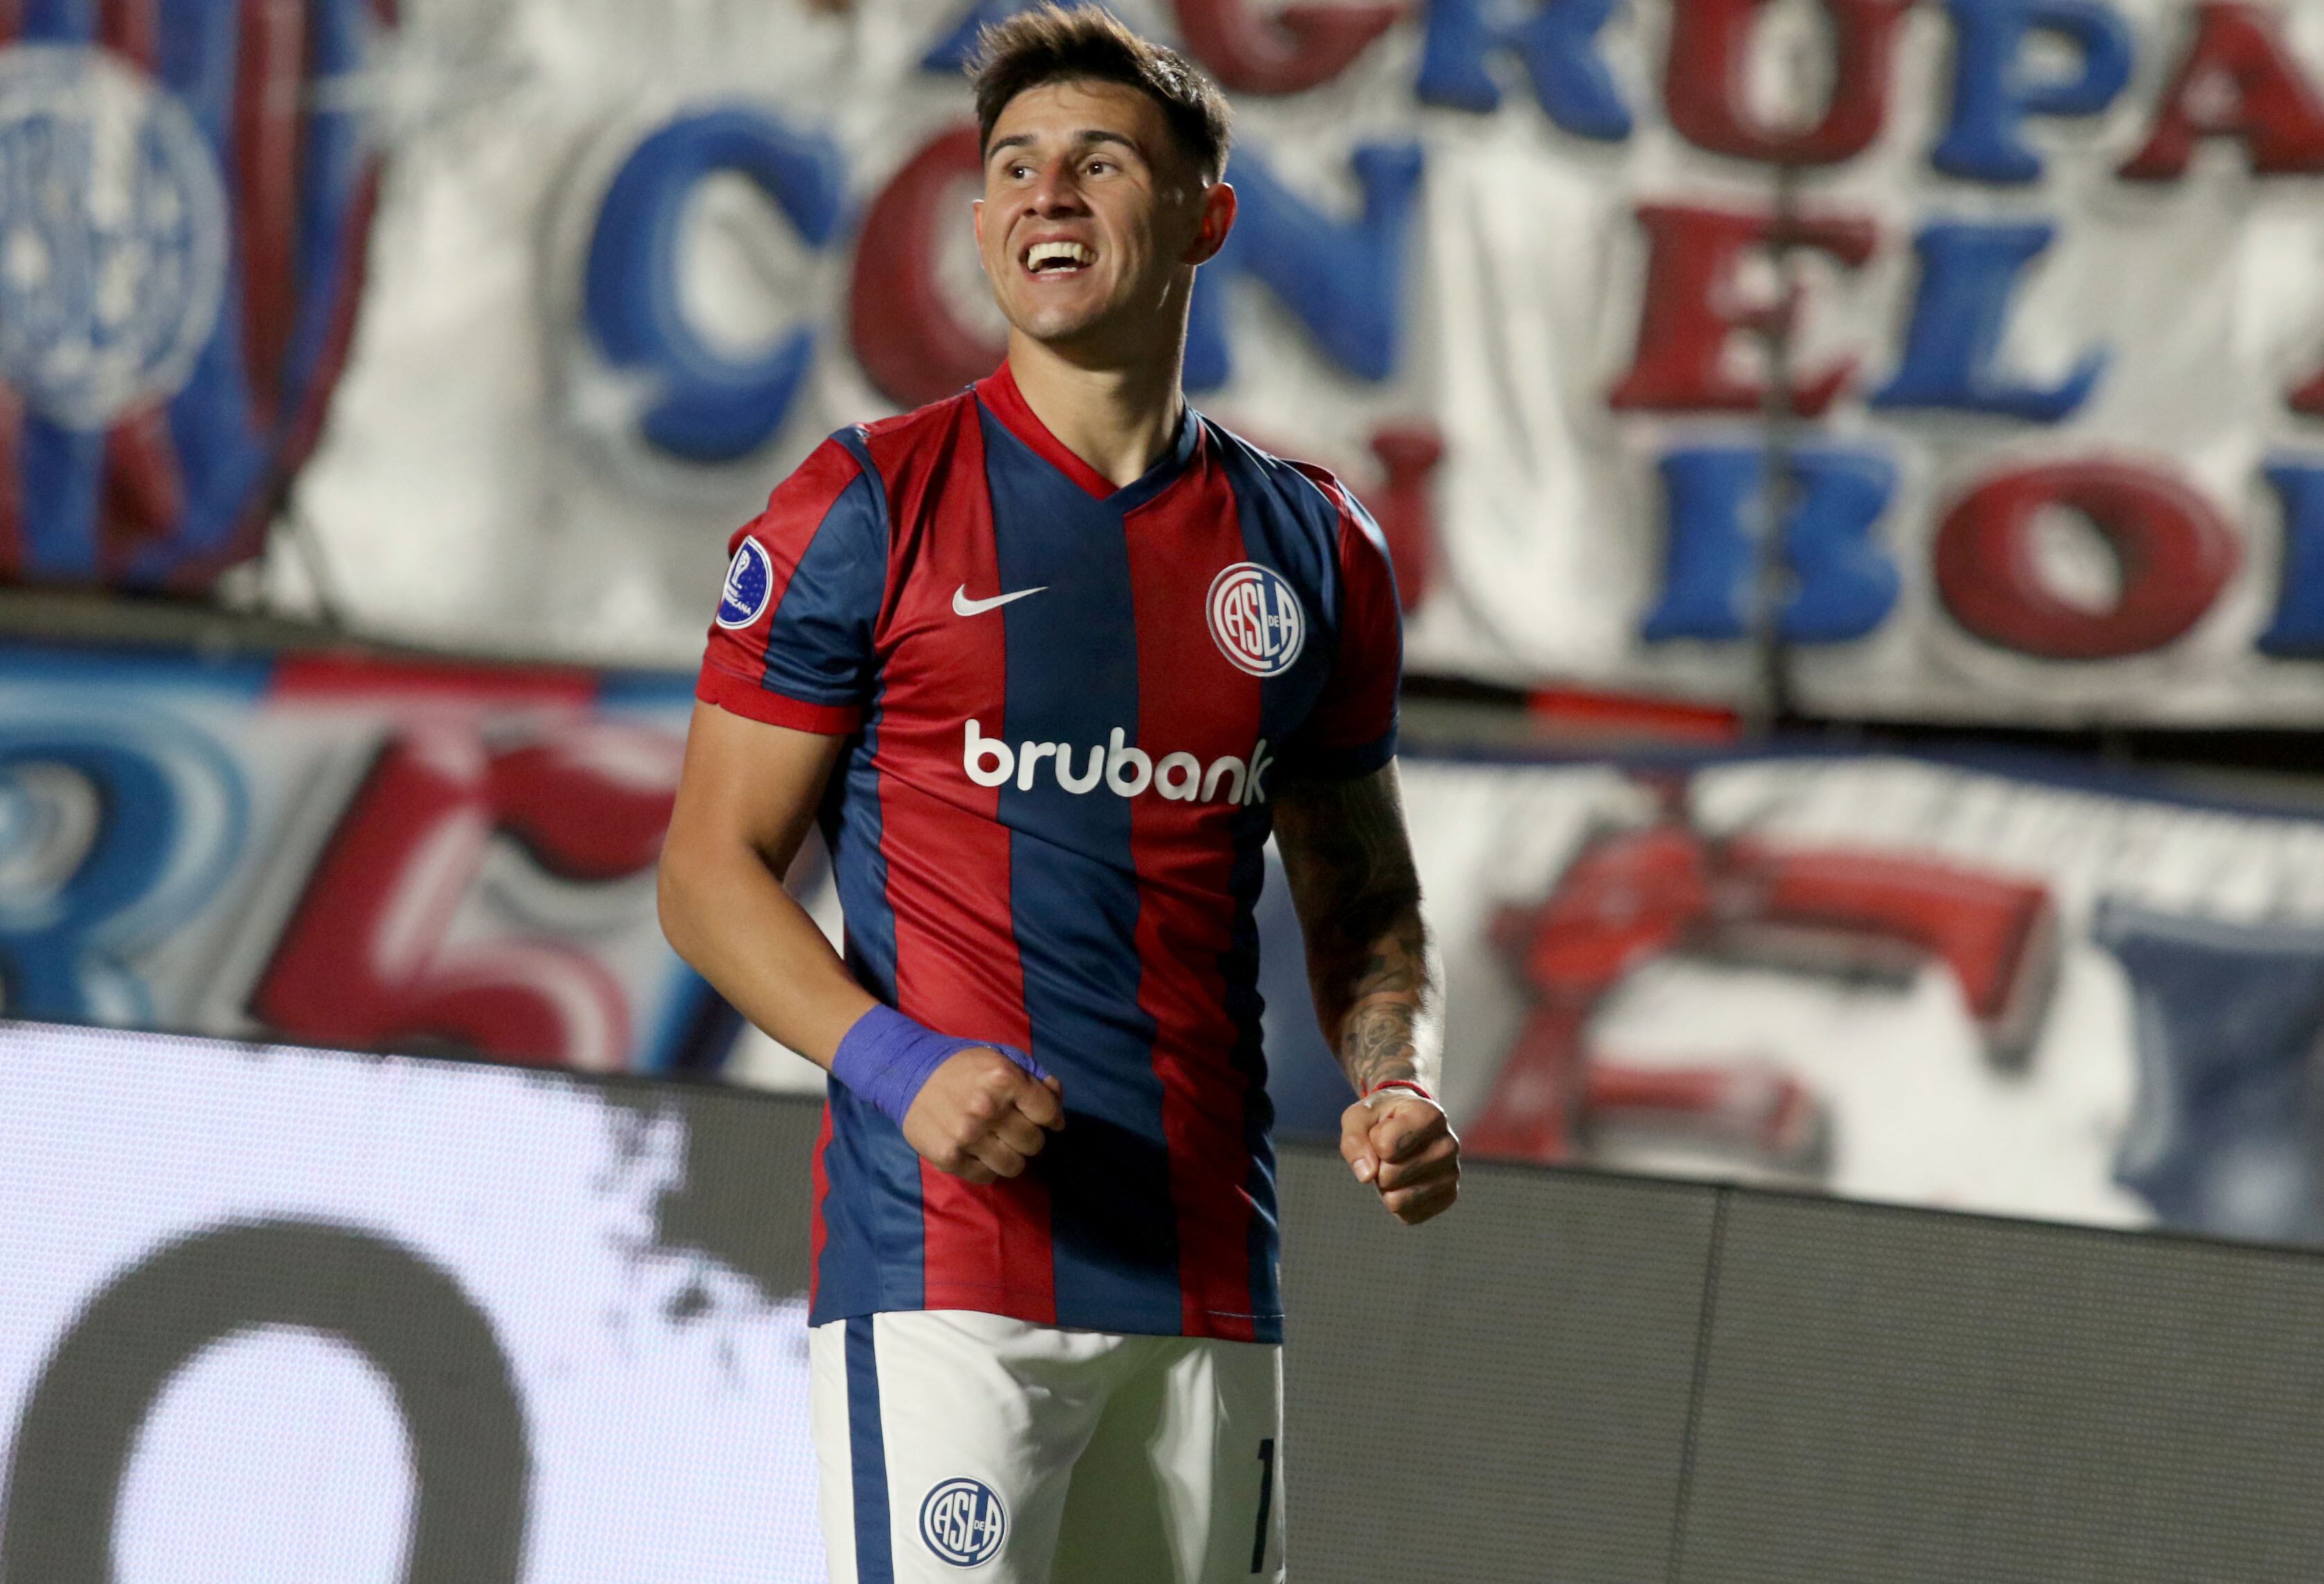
[952,584,1047,616]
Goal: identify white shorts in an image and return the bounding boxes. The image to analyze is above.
[808,1311,1286,1583]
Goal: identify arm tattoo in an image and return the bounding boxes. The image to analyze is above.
[1272,763,1443,1097]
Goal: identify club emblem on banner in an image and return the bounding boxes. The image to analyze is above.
[0,47,225,429]
[1207,562,1304,677]
[0,1,389,590]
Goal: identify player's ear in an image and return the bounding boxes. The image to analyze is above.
[1184,180,1235,267]
[973,197,986,269]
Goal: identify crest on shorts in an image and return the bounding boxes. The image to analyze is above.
[715,537,773,628]
[1207,562,1305,677]
[919,1475,1007,1566]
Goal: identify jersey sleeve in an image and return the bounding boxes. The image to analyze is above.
[1284,466,1403,781]
[696,435,889,734]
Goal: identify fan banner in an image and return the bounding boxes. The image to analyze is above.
[0,0,389,589]
[12,638,2324,1244]
[1297,751,2324,1245]
[8,0,2324,719]
[193,0,2324,723]
[0,642,731,1074]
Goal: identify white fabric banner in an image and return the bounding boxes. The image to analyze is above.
[1383,750,2324,1243]
[256,0,2324,722]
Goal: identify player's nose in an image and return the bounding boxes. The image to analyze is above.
[1028,162,1088,213]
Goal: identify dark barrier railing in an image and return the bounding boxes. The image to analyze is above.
[6,1023,2322,1583]
[1280,1156,2324,1583]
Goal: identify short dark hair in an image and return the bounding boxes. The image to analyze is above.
[970,5,1232,182]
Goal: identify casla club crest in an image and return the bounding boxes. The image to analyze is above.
[0,1,391,590]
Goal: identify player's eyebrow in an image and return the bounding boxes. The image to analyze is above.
[986,129,1144,163]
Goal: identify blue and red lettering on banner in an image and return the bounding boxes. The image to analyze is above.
[518,0,2324,714]
[0,641,726,1073]
[1252,750,2324,1247]
[570,0,2324,441]
[17,1,2324,702]
[0,0,390,591]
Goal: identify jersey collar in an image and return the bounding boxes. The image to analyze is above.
[975,362,1203,510]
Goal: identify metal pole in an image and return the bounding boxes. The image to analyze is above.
[1744,6,1825,744]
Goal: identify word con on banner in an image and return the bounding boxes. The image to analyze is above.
[575,0,2324,453]
[574,0,2324,661]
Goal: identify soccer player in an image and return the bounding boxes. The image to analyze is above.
[656,8,1459,1578]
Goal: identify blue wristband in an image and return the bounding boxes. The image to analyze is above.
[831,1003,1049,1129]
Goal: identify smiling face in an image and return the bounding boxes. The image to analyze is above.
[973,78,1230,363]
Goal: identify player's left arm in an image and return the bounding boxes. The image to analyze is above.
[1272,760,1459,1225]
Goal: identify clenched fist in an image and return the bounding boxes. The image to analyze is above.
[903,1047,1065,1184]
[1342,1094,1460,1225]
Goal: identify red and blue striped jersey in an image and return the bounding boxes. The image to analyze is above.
[696,364,1401,1343]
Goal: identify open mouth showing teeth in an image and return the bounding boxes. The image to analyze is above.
[1025,240,1094,273]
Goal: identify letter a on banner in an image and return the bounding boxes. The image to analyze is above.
[1932,0,2135,184]
[2120,2,2324,180]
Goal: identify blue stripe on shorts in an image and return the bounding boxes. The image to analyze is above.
[845,1316,893,1582]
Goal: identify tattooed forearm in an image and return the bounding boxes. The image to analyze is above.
[1272,763,1444,1096]
[1342,999,1420,1091]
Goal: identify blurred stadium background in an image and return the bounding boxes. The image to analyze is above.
[8,0,2324,1576]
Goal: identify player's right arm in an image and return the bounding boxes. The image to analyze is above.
[657,702,867,1067]
[660,435,1060,1184]
[658,703,1062,1183]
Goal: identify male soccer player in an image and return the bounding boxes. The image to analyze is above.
[657,8,1459,1579]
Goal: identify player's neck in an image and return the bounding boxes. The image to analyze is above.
[1004,335,1185,490]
